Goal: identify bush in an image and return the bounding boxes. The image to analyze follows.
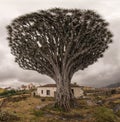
[0,90,16,97]
[32,110,44,117]
[116,110,120,117]
[0,89,31,98]
[111,89,116,94]
[94,107,116,122]
[0,111,19,122]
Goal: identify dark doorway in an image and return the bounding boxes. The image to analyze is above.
[71,89,74,95]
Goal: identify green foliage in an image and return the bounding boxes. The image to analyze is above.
[42,103,63,112]
[0,90,31,98]
[32,110,44,117]
[94,106,116,122]
[51,106,64,112]
[116,110,120,117]
[0,111,19,122]
[7,8,113,81]
[0,90,16,97]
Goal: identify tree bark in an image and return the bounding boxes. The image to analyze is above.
[55,75,74,111]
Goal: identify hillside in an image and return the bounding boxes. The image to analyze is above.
[106,82,120,88]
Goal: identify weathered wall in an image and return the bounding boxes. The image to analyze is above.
[36,86,84,98]
[36,87,56,97]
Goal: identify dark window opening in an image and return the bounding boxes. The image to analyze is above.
[54,91,56,97]
[41,90,43,94]
[46,90,50,95]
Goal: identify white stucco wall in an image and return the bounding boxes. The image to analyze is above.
[36,87,56,97]
[71,87,84,98]
[36,86,84,98]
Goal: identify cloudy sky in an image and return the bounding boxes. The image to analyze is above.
[0,0,120,88]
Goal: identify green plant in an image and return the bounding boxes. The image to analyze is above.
[116,110,120,117]
[94,106,116,122]
[32,110,44,117]
[0,111,19,121]
[0,90,16,97]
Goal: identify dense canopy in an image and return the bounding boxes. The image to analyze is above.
[7,8,113,81]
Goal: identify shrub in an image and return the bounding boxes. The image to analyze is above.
[0,111,19,122]
[0,90,16,97]
[0,89,31,98]
[116,110,120,117]
[32,110,44,117]
[94,107,116,122]
[111,89,116,94]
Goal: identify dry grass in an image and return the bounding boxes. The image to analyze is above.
[106,94,120,100]
[2,96,94,122]
[2,96,53,121]
[1,94,120,122]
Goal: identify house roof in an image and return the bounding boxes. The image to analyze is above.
[39,83,80,87]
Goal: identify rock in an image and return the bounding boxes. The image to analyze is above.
[97,100,103,105]
[113,104,120,113]
[35,105,42,110]
[35,103,50,110]
[87,100,97,106]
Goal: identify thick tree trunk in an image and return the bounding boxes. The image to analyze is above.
[55,76,74,111]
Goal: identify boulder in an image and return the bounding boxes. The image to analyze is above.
[113,104,120,113]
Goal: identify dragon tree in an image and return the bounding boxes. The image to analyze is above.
[7,8,113,111]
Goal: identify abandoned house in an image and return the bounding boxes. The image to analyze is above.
[36,84,84,98]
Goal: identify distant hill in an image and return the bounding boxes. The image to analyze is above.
[106,82,120,88]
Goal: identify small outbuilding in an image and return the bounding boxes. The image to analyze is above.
[36,84,84,98]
